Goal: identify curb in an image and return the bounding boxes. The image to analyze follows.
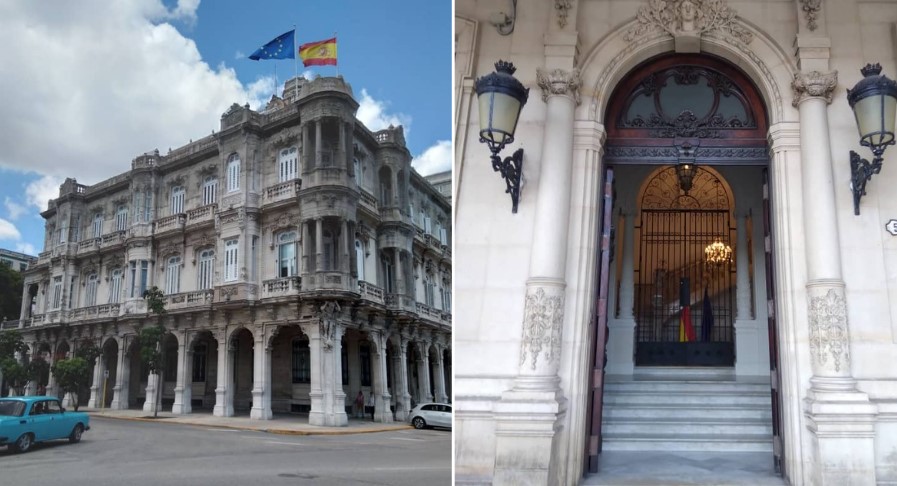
[87,413,413,436]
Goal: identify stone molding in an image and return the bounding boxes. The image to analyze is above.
[623,0,753,45]
[536,67,582,105]
[808,288,850,373]
[800,0,822,32]
[318,300,341,351]
[520,286,565,370]
[555,0,573,28]
[791,70,838,107]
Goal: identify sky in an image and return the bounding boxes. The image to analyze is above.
[0,0,451,257]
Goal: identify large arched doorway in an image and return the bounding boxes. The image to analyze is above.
[585,52,782,476]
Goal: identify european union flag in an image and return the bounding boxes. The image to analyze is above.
[248,30,295,60]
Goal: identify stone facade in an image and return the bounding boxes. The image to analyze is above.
[5,75,451,426]
[455,0,897,485]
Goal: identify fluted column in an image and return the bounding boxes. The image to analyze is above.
[370,331,392,422]
[212,329,233,417]
[415,342,432,403]
[111,337,130,409]
[171,332,189,414]
[302,123,310,173]
[250,327,272,420]
[304,301,347,426]
[87,350,106,408]
[315,218,324,272]
[301,221,311,275]
[432,344,448,404]
[315,120,322,168]
[341,219,350,273]
[793,69,877,485]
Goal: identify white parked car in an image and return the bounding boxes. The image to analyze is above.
[409,403,452,429]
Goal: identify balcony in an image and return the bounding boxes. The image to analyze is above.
[262,276,301,298]
[264,179,302,206]
[37,251,51,265]
[78,238,100,254]
[358,190,378,214]
[302,271,352,292]
[167,290,213,310]
[358,281,384,304]
[1,319,20,330]
[70,304,121,321]
[102,231,126,248]
[385,293,416,313]
[187,204,217,227]
[154,214,186,235]
[216,283,258,303]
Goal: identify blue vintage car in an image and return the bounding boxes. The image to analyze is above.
[0,396,90,453]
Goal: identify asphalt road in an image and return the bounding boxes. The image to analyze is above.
[0,416,451,485]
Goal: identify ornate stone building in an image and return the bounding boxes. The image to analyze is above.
[5,75,451,427]
[456,0,897,485]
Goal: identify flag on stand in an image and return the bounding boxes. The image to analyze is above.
[678,277,696,342]
[248,30,296,60]
[701,287,714,342]
[299,37,338,66]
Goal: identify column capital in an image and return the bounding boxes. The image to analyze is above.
[537,67,582,105]
[791,70,838,107]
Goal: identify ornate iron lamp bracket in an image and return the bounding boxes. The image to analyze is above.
[850,150,883,215]
[491,148,524,213]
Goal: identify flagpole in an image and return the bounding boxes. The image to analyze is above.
[293,25,299,100]
[334,31,339,77]
[273,64,278,101]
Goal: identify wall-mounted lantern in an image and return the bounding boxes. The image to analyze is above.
[475,60,530,213]
[847,63,897,215]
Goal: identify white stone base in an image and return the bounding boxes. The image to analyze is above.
[492,386,564,486]
[804,389,878,486]
[606,318,636,376]
[734,319,767,377]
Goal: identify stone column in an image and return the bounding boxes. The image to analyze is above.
[341,219,350,274]
[394,249,404,296]
[303,302,348,426]
[370,331,392,422]
[45,343,58,397]
[213,328,234,417]
[733,212,761,376]
[172,332,192,414]
[87,350,106,408]
[432,344,448,404]
[395,337,411,420]
[793,70,877,485]
[301,221,311,276]
[142,372,160,413]
[111,338,130,409]
[607,211,636,375]
[493,67,581,486]
[302,123,310,173]
[415,342,432,403]
[316,218,324,272]
[315,119,322,168]
[337,120,346,170]
[250,327,272,420]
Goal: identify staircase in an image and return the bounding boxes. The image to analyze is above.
[601,367,773,452]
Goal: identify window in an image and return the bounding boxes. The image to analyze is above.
[192,344,207,382]
[170,186,185,215]
[381,256,394,293]
[166,256,181,294]
[109,268,123,303]
[226,154,241,192]
[85,273,98,307]
[279,147,299,182]
[291,338,310,383]
[353,157,361,186]
[129,260,149,298]
[203,176,218,205]
[224,239,238,282]
[355,239,365,281]
[440,228,448,246]
[92,213,103,238]
[323,230,335,271]
[424,275,435,307]
[198,249,214,290]
[341,345,349,385]
[51,276,62,310]
[115,205,128,232]
[72,215,81,242]
[144,192,152,222]
[58,224,67,244]
[360,343,372,387]
[443,285,452,312]
[251,236,258,281]
[418,210,425,228]
[277,231,297,278]
[425,216,432,235]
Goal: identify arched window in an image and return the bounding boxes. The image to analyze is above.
[226,154,241,193]
[291,337,310,383]
[203,176,218,205]
[166,256,181,294]
[170,186,185,215]
[109,268,123,303]
[198,249,215,290]
[224,239,239,281]
[115,205,128,232]
[355,239,365,281]
[92,213,103,238]
[277,231,298,277]
[84,273,98,307]
[279,147,299,182]
[424,274,435,307]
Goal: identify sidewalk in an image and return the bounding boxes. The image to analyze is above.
[82,408,413,436]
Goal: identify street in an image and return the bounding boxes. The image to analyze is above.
[0,416,451,485]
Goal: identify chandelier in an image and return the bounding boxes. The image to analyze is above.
[704,239,733,265]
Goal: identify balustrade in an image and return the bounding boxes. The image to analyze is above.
[186,204,217,226]
[262,276,301,296]
[358,281,384,303]
[264,179,301,204]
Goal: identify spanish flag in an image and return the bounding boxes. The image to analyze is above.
[679,278,696,342]
[299,37,337,67]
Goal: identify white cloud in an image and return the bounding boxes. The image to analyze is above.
[413,140,451,176]
[356,89,412,133]
[25,176,65,212]
[0,219,22,241]
[0,1,268,186]
[14,242,37,256]
[4,197,28,221]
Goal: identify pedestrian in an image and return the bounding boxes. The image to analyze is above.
[355,390,365,418]
[37,384,46,396]
[367,392,375,420]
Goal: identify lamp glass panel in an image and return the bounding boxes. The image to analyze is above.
[854,95,897,146]
[478,91,521,144]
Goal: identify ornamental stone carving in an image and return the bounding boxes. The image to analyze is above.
[536,68,582,105]
[555,0,573,28]
[318,301,341,351]
[791,70,838,107]
[520,286,565,370]
[800,0,822,31]
[808,288,850,373]
[624,0,753,45]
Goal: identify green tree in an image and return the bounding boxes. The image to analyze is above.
[0,330,28,394]
[139,286,167,417]
[51,357,91,411]
[0,262,24,321]
[0,358,28,395]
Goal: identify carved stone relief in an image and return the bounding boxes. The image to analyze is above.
[520,286,565,371]
[791,70,838,107]
[624,0,753,45]
[555,0,573,28]
[319,301,341,351]
[808,288,850,373]
[800,0,822,31]
[536,68,582,105]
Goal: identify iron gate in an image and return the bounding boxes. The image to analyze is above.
[634,208,735,366]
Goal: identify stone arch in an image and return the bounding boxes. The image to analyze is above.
[188,330,217,409]
[100,337,119,407]
[270,325,311,413]
[230,327,254,413]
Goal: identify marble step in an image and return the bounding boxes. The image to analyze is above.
[604,380,770,394]
[631,366,737,381]
[603,403,772,420]
[603,390,770,406]
[602,432,774,452]
[603,417,773,436]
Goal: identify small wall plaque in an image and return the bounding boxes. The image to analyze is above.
[886,219,897,236]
